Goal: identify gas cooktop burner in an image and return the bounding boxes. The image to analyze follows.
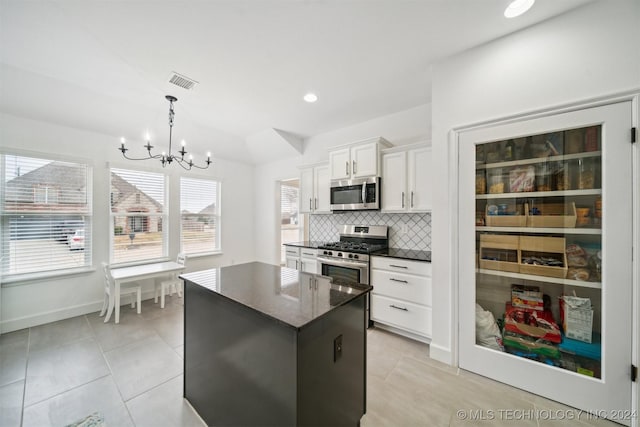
[319,241,385,254]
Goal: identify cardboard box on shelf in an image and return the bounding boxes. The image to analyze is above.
[559,295,594,343]
[511,284,543,311]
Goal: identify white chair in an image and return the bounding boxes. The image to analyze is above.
[154,253,186,308]
[100,262,141,322]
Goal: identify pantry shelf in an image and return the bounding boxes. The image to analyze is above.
[476,268,602,290]
[476,189,602,200]
[476,226,602,235]
[476,151,602,170]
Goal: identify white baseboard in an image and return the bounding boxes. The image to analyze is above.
[429,342,454,366]
[1,301,104,333]
[0,290,160,334]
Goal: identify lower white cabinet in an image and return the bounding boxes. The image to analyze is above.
[370,256,432,341]
[299,248,318,274]
[285,246,300,270]
[284,246,318,274]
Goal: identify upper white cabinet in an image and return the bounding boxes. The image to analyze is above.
[299,163,330,214]
[329,137,391,180]
[381,144,432,212]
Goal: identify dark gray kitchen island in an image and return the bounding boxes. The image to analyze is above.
[180,261,372,426]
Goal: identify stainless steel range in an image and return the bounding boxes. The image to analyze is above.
[317,225,388,327]
[317,225,388,286]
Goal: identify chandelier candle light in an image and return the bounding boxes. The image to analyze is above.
[119,95,212,170]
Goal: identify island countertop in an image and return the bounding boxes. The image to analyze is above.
[180,261,372,330]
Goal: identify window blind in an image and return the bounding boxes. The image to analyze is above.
[1,154,92,278]
[110,168,166,264]
[180,177,219,255]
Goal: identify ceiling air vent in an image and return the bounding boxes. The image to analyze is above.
[168,72,198,90]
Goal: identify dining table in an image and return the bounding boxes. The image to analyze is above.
[107,261,185,323]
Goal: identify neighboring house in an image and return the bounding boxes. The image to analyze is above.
[181,203,216,233]
[4,161,88,240]
[4,162,163,239]
[110,173,163,234]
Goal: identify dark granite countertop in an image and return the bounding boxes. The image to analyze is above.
[282,241,326,249]
[371,248,432,262]
[180,262,372,330]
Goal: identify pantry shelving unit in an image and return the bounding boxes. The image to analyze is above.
[457,101,633,420]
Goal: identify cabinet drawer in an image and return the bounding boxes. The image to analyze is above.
[370,294,432,337]
[371,257,431,276]
[371,270,431,306]
[300,249,317,258]
[285,246,300,257]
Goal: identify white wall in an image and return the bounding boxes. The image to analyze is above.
[253,103,431,266]
[430,0,640,364]
[0,113,255,332]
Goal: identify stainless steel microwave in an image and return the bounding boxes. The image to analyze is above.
[330,176,380,211]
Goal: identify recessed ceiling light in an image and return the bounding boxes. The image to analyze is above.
[303,93,318,103]
[504,0,535,18]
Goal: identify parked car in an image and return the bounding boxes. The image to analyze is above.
[54,220,83,243]
[68,229,85,250]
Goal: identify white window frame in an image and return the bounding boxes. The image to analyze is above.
[109,166,168,266]
[0,150,93,283]
[180,176,221,256]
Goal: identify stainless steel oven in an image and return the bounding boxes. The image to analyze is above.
[317,253,370,285]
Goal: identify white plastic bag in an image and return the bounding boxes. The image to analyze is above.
[476,303,504,351]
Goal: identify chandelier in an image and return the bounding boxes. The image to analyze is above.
[118,95,212,170]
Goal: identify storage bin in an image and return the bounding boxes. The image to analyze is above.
[526,202,577,228]
[479,234,520,273]
[519,235,568,278]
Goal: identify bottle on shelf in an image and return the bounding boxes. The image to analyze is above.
[503,139,515,162]
[577,158,595,189]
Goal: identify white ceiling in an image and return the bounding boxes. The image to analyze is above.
[0,0,592,163]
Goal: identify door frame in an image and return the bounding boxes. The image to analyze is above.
[449,91,639,425]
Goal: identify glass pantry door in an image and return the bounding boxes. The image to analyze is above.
[457,101,632,422]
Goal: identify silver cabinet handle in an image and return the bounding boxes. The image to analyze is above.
[389,278,408,284]
[353,160,357,175]
[345,161,349,176]
[389,264,408,269]
[296,260,299,270]
[390,304,408,311]
[315,198,318,209]
[401,191,405,208]
[411,191,414,208]
[309,198,312,210]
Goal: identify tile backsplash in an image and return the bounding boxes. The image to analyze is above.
[309,212,431,251]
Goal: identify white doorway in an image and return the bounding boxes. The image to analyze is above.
[279,179,305,265]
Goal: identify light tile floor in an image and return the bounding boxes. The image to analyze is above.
[0,296,621,427]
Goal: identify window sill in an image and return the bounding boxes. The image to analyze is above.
[186,251,223,259]
[1,267,96,287]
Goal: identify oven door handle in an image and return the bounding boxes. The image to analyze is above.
[317,256,369,268]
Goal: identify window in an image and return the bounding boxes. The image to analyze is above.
[110,168,166,264]
[280,179,302,264]
[180,177,220,255]
[1,154,92,279]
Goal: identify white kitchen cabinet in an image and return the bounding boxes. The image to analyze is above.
[284,246,317,273]
[299,163,330,214]
[458,101,633,416]
[285,246,300,270]
[328,137,391,180]
[299,248,318,274]
[381,144,431,212]
[370,256,432,342]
